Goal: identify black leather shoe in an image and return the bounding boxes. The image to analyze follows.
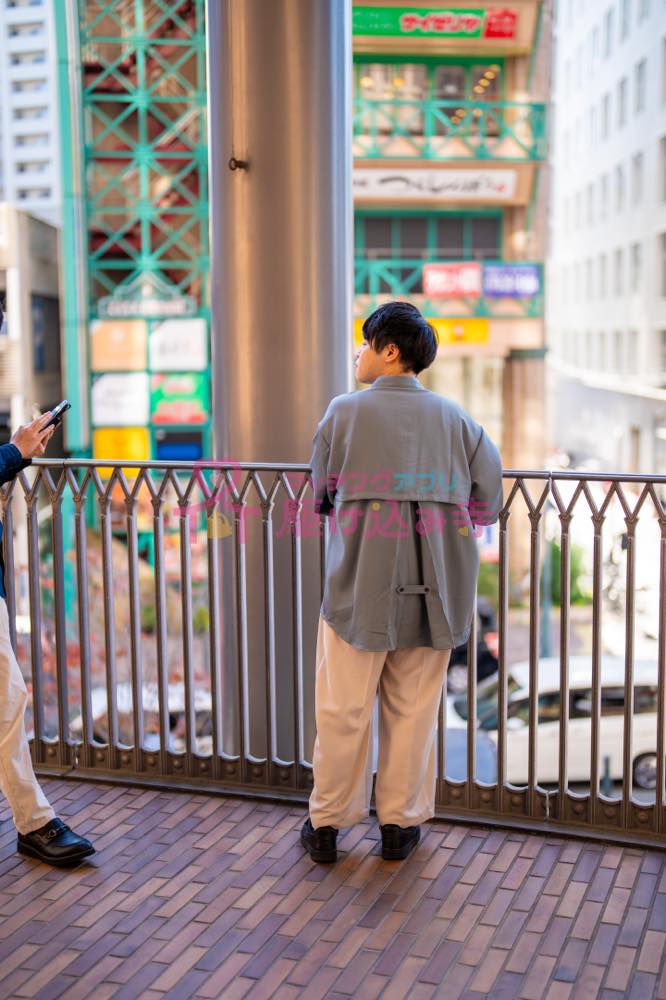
[17,817,95,867]
[300,818,337,863]
[381,824,420,860]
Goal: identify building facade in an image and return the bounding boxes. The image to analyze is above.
[352,0,550,470]
[0,202,63,444]
[56,0,210,463]
[0,0,61,227]
[547,0,666,475]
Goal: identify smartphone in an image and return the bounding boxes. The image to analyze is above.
[44,399,71,429]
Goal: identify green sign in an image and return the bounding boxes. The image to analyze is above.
[150,373,208,425]
[353,7,487,37]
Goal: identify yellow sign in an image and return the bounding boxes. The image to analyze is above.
[353,316,489,348]
[93,427,150,478]
[429,318,489,344]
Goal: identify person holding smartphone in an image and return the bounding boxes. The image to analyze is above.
[0,411,95,866]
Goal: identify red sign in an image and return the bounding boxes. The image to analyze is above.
[400,12,483,34]
[483,9,518,39]
[423,262,482,299]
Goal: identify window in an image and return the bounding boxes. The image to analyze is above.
[14,133,48,147]
[620,0,631,40]
[592,27,600,71]
[17,187,50,200]
[16,160,48,174]
[603,8,615,57]
[575,190,582,228]
[599,254,607,296]
[631,151,644,203]
[7,0,43,7]
[661,234,666,295]
[355,213,501,291]
[12,106,47,120]
[7,21,43,37]
[638,0,649,21]
[600,173,609,217]
[660,138,666,200]
[614,164,625,211]
[614,330,624,370]
[663,38,666,104]
[586,258,594,297]
[628,330,640,373]
[617,77,628,126]
[635,58,647,111]
[11,79,46,93]
[659,330,666,373]
[598,331,607,370]
[630,242,642,292]
[9,51,46,65]
[586,183,595,225]
[601,93,611,139]
[614,248,624,294]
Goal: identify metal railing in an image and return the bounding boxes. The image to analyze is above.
[353,98,547,161]
[1,461,665,846]
[354,257,544,319]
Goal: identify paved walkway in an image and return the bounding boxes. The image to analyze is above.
[0,778,665,999]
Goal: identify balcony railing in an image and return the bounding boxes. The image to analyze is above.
[353,98,547,161]
[355,257,544,319]
[1,461,665,847]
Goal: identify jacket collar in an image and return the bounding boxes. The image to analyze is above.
[368,375,425,390]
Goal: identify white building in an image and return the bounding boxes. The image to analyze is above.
[547,0,666,475]
[0,0,61,227]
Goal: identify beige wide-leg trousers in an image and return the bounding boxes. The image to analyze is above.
[0,600,55,835]
[309,615,451,829]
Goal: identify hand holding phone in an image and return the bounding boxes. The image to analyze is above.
[43,399,71,430]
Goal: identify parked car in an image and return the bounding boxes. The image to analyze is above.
[446,598,499,693]
[446,656,661,789]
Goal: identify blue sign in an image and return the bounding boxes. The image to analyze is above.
[483,264,541,298]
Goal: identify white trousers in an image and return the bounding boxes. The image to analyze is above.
[0,600,55,835]
[309,615,451,829]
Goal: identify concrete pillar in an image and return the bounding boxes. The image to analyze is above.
[206,0,352,768]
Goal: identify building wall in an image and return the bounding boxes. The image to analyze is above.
[352,1,550,471]
[0,202,62,444]
[547,0,666,472]
[0,0,61,227]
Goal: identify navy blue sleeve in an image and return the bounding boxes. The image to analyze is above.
[0,443,32,487]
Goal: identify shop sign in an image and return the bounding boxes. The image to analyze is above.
[92,372,150,426]
[423,262,482,298]
[149,318,207,371]
[150,373,208,424]
[483,263,540,297]
[90,319,147,372]
[429,318,489,344]
[97,273,196,319]
[92,426,150,478]
[352,7,518,40]
[353,168,517,201]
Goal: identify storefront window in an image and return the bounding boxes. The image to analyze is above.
[355,60,504,140]
[355,214,502,293]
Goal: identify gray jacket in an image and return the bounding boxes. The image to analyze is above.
[310,374,503,651]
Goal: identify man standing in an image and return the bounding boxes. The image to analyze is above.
[1,413,95,865]
[301,302,503,863]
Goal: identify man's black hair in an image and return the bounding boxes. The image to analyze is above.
[362,301,438,375]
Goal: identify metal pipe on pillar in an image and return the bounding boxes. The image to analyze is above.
[205,0,352,775]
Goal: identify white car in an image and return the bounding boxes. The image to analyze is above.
[446,656,661,789]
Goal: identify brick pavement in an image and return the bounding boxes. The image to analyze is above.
[0,778,664,999]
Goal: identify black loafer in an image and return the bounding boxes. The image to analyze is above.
[17,817,95,867]
[300,818,337,863]
[381,823,420,860]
